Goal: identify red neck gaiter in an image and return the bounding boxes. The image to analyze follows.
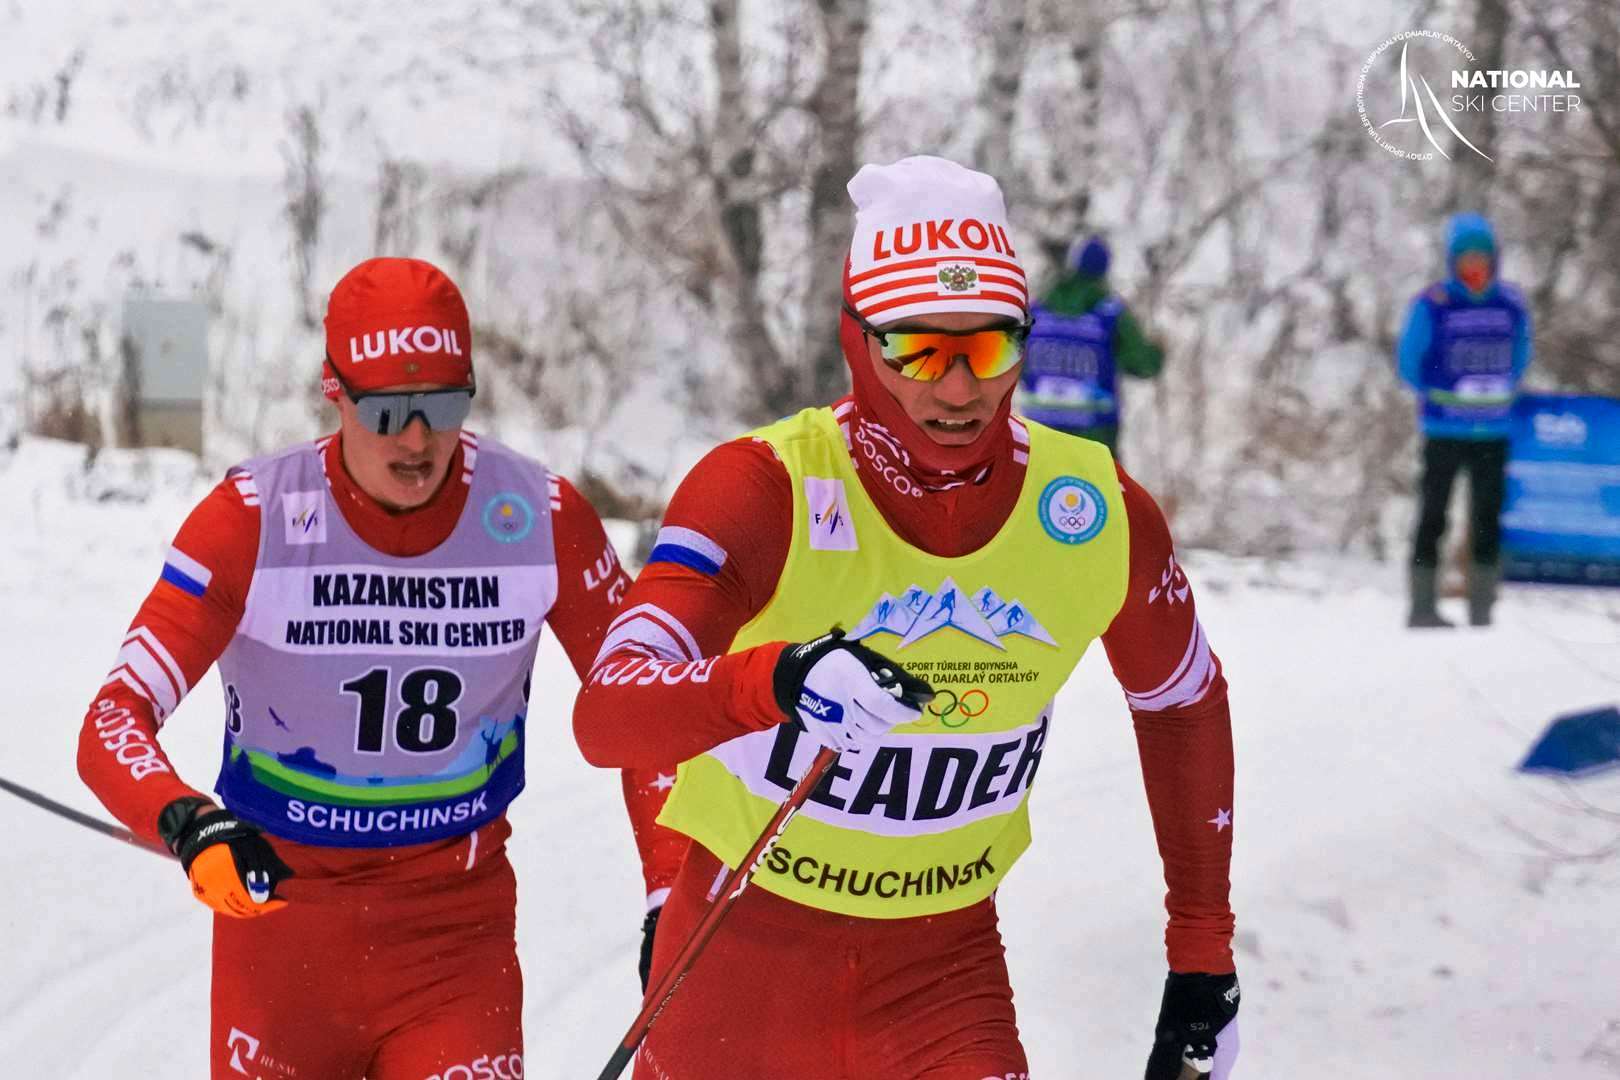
[323,433,467,558]
[837,308,1026,558]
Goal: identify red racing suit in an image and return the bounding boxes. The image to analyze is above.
[78,432,683,1079]
[574,401,1236,1078]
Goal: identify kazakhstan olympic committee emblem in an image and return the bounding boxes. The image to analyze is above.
[1037,476,1107,545]
[482,491,536,544]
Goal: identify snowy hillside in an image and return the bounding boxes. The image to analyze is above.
[1,443,1617,1078]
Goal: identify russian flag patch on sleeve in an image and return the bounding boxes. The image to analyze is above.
[646,526,729,576]
[160,546,213,597]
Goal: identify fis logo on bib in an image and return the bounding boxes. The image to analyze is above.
[797,689,844,726]
[805,476,858,551]
[282,490,327,545]
[849,578,1058,651]
[1037,476,1106,545]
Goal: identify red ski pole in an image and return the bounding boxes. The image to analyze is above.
[596,746,839,1080]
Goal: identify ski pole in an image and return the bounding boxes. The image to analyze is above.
[0,773,170,857]
[596,745,839,1080]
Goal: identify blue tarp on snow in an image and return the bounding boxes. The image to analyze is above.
[1518,706,1620,777]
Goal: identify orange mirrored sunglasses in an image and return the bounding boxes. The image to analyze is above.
[843,302,1033,382]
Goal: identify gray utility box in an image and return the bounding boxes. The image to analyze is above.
[122,296,208,454]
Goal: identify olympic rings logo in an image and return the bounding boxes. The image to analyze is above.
[927,688,990,727]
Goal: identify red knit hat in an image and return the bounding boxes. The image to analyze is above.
[322,257,473,397]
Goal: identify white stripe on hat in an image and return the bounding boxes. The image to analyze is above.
[853,279,1028,319]
[847,259,1028,297]
[857,297,1027,327]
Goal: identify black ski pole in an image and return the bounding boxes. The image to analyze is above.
[0,774,170,857]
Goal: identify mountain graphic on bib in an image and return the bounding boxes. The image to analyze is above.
[848,578,1058,650]
[973,587,1058,646]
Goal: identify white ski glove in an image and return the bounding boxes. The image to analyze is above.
[772,629,934,753]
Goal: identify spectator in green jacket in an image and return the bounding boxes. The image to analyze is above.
[1018,235,1164,456]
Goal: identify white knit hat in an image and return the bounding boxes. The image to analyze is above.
[845,155,1029,326]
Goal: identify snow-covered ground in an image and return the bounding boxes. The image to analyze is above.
[2,439,1618,1078]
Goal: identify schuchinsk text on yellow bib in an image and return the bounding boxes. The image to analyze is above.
[659,407,1130,917]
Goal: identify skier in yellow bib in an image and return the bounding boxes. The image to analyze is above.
[575,156,1239,1079]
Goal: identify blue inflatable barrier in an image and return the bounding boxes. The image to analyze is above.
[1518,705,1620,777]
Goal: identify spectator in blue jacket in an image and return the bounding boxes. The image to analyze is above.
[1397,212,1533,627]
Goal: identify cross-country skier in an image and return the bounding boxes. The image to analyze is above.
[76,257,685,1078]
[574,157,1239,1079]
[1397,212,1533,628]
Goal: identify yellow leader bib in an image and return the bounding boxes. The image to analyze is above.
[659,408,1130,917]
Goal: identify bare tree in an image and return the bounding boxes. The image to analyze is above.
[373,156,428,256]
[1509,0,1620,395]
[546,0,868,422]
[112,330,141,447]
[1448,0,1510,211]
[975,1,1029,176]
[52,48,84,124]
[801,0,871,406]
[993,0,1120,274]
[970,0,1439,553]
[281,104,326,331]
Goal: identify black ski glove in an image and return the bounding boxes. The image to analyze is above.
[158,796,294,918]
[638,906,662,992]
[1145,971,1240,1080]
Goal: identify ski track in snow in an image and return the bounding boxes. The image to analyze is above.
[3,471,1619,1077]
